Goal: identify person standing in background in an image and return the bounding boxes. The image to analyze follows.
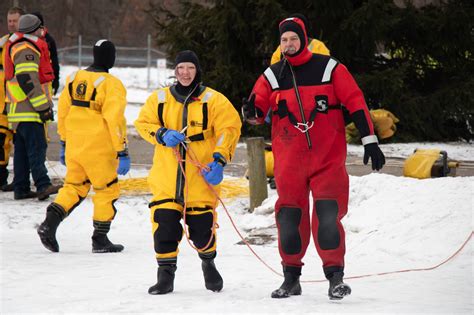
[32,12,60,96]
[0,6,25,191]
[3,14,60,200]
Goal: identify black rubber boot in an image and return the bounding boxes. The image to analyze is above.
[91,221,124,253]
[37,203,67,252]
[148,264,177,295]
[199,252,223,292]
[1,182,14,192]
[271,265,302,298]
[0,165,8,187]
[328,271,351,300]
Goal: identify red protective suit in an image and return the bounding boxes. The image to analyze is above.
[250,18,376,278]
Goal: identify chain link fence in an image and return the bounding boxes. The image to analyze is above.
[57,35,168,90]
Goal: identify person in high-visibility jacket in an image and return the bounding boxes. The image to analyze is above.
[3,14,61,201]
[37,39,130,254]
[270,13,330,65]
[135,50,241,295]
[0,7,24,190]
[0,34,12,189]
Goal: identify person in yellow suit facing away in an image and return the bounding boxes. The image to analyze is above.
[37,39,130,254]
[135,50,241,295]
[270,13,330,65]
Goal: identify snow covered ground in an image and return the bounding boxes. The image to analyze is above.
[1,165,472,314]
[1,67,472,314]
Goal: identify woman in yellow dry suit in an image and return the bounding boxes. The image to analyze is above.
[37,40,130,254]
[134,50,241,295]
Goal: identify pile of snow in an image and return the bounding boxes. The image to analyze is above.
[1,160,472,313]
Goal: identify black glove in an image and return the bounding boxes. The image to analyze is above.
[242,94,263,124]
[38,108,54,122]
[363,143,385,171]
[52,79,59,96]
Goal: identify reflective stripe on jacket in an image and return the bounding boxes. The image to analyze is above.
[4,37,53,130]
[4,33,54,83]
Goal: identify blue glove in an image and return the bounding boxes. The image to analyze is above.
[201,153,226,185]
[60,141,66,166]
[158,128,186,147]
[117,150,130,175]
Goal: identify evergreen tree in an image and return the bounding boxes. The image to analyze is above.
[148,0,473,141]
[331,0,474,141]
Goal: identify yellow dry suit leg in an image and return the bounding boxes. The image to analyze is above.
[54,158,91,214]
[149,200,217,264]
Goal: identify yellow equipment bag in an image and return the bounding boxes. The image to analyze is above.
[403,149,458,179]
[264,146,274,177]
[371,109,399,140]
[346,109,399,144]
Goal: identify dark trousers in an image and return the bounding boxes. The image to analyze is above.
[13,122,51,194]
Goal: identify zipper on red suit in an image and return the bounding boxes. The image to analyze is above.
[286,61,312,149]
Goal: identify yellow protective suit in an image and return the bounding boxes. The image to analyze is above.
[134,85,241,262]
[270,37,330,65]
[54,69,128,222]
[0,34,13,173]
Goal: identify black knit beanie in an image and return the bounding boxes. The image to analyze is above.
[93,39,116,70]
[175,50,201,71]
[279,18,307,56]
[174,50,202,95]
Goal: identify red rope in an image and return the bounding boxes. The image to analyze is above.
[173,147,216,252]
[175,144,473,283]
[340,231,473,282]
[178,144,285,276]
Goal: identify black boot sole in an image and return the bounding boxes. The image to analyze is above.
[92,245,124,253]
[148,284,174,295]
[271,285,302,298]
[329,283,351,300]
[37,227,59,252]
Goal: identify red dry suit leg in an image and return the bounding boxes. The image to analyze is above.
[273,101,348,273]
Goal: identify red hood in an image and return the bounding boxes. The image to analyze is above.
[279,17,312,66]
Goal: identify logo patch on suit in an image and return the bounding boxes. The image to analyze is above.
[279,126,296,142]
[315,95,329,113]
[25,54,35,61]
[190,120,203,127]
[75,81,87,99]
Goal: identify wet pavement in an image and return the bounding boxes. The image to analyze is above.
[45,123,473,178]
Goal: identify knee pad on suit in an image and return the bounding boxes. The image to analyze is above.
[153,208,183,254]
[315,200,340,250]
[277,207,302,255]
[185,208,214,250]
